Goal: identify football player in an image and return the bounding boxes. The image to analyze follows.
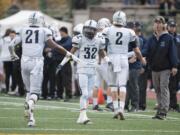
[92,18,113,111]
[103,11,146,120]
[73,23,84,36]
[8,12,72,127]
[59,20,108,124]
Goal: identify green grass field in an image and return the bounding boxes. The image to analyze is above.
[0,94,180,135]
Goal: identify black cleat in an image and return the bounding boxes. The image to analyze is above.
[93,105,103,111]
[106,102,114,112]
[152,113,166,120]
[113,112,125,120]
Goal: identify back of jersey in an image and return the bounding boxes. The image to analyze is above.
[21,26,51,57]
[105,26,135,55]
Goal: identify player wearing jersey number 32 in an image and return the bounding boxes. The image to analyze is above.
[60,19,109,124]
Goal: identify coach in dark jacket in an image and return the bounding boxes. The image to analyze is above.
[54,27,72,101]
[142,16,178,120]
[167,20,180,113]
[125,21,143,112]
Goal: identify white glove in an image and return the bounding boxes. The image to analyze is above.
[65,51,72,57]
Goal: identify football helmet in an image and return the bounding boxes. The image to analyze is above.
[28,12,44,27]
[113,11,126,26]
[97,18,111,30]
[73,23,84,35]
[83,20,97,39]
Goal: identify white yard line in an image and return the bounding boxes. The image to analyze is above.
[0,116,179,122]
[0,128,180,133]
[0,100,179,120]
[0,96,79,106]
[0,96,157,112]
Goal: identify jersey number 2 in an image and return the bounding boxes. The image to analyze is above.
[115,32,123,45]
[25,30,39,43]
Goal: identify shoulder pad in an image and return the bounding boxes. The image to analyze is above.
[72,34,82,44]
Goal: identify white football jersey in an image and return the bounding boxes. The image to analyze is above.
[14,26,52,57]
[103,25,136,55]
[72,34,105,74]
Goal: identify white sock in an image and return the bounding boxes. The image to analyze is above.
[80,109,88,119]
[28,100,34,109]
[113,100,119,114]
[30,112,34,120]
[119,86,126,113]
[93,98,98,106]
[28,94,38,110]
[25,92,30,102]
[119,101,125,113]
[80,96,87,110]
[107,96,112,104]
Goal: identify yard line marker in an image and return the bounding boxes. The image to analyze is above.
[0,101,179,120]
[0,128,180,133]
[0,96,80,106]
[0,116,179,121]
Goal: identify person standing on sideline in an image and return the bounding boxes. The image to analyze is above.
[143,16,178,120]
[55,27,72,101]
[167,19,180,113]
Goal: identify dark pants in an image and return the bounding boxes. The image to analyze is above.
[42,58,56,99]
[138,70,148,110]
[3,61,16,92]
[169,70,180,109]
[56,61,72,99]
[13,61,25,96]
[126,69,141,109]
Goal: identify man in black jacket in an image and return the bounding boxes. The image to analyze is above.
[167,20,180,113]
[143,16,178,120]
[55,27,72,101]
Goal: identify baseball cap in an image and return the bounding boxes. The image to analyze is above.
[167,20,176,27]
[154,16,166,24]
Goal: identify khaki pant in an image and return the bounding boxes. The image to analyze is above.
[152,70,170,114]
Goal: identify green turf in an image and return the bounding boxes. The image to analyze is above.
[0,94,179,135]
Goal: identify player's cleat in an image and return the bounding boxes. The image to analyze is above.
[152,113,166,120]
[119,112,125,120]
[113,112,125,120]
[28,117,36,127]
[113,113,118,119]
[77,111,92,124]
[77,117,91,124]
[105,102,114,112]
[93,105,103,111]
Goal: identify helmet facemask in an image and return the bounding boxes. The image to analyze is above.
[83,26,97,40]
